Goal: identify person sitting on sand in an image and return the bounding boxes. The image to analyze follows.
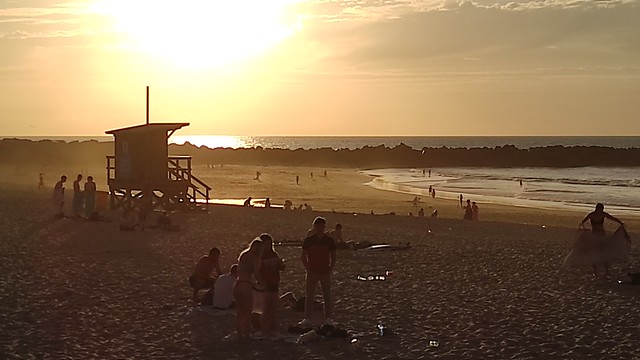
[189,247,222,302]
[418,208,425,217]
[213,264,238,309]
[234,239,265,340]
[463,199,473,220]
[119,209,139,231]
[283,200,293,211]
[299,217,337,327]
[257,234,286,337]
[52,175,67,218]
[243,197,253,207]
[328,223,348,249]
[303,203,312,211]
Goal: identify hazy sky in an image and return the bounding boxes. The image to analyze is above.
[1,0,639,136]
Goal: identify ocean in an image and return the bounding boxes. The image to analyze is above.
[4,135,640,214]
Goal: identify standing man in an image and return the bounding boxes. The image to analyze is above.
[299,217,337,327]
[72,174,83,218]
[84,176,97,218]
[52,175,67,218]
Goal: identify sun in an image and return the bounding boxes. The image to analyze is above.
[93,0,304,69]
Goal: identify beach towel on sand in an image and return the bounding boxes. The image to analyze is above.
[563,226,631,266]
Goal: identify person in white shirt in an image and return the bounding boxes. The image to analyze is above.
[213,264,238,309]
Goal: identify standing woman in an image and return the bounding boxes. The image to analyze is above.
[234,239,264,340]
[84,176,97,218]
[578,203,625,276]
[257,234,285,338]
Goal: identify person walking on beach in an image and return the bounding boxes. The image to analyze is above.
[38,172,44,191]
[257,234,286,338]
[83,176,97,218]
[299,217,337,327]
[472,202,479,221]
[234,239,264,340]
[52,175,67,218]
[296,175,300,185]
[568,203,627,276]
[72,174,84,218]
[463,199,473,220]
[459,194,463,207]
[189,247,222,302]
[431,188,436,199]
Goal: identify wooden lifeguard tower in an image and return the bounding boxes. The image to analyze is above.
[105,87,211,211]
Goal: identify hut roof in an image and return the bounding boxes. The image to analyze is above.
[105,123,189,135]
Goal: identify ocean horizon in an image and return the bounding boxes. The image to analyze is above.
[4,135,640,150]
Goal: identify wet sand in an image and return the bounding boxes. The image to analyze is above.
[1,165,639,359]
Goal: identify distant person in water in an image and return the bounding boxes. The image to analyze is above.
[234,239,264,340]
[190,247,222,302]
[299,217,337,327]
[472,202,479,221]
[463,199,473,220]
[243,197,252,207]
[83,176,96,218]
[52,175,67,217]
[72,174,84,218]
[38,172,44,191]
[428,185,432,194]
[296,175,299,185]
[459,194,463,208]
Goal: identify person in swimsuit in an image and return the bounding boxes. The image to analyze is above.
[234,239,264,340]
[189,247,222,302]
[257,234,285,337]
[579,203,624,276]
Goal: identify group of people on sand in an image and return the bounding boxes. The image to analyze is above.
[463,199,479,221]
[189,216,337,340]
[52,174,97,219]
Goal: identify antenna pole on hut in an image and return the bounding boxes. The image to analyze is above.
[146,86,150,125]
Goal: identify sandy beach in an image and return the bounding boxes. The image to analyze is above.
[1,165,639,359]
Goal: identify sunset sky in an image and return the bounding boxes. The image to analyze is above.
[1,0,639,136]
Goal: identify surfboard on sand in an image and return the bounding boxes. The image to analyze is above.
[360,244,412,251]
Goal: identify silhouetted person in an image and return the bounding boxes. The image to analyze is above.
[52,175,67,218]
[431,188,436,199]
[428,185,432,194]
[299,217,336,327]
[38,172,44,191]
[459,194,463,207]
[296,175,300,185]
[213,264,238,309]
[84,176,96,218]
[519,179,523,187]
[265,197,271,208]
[190,247,222,302]
[463,199,473,220]
[310,172,314,180]
[472,202,479,221]
[323,170,327,178]
[428,169,431,177]
[418,208,425,217]
[72,174,84,218]
[284,200,293,211]
[243,197,252,207]
[255,171,261,181]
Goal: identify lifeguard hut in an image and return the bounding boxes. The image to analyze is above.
[105,87,211,211]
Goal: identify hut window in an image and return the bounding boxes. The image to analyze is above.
[122,141,129,154]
